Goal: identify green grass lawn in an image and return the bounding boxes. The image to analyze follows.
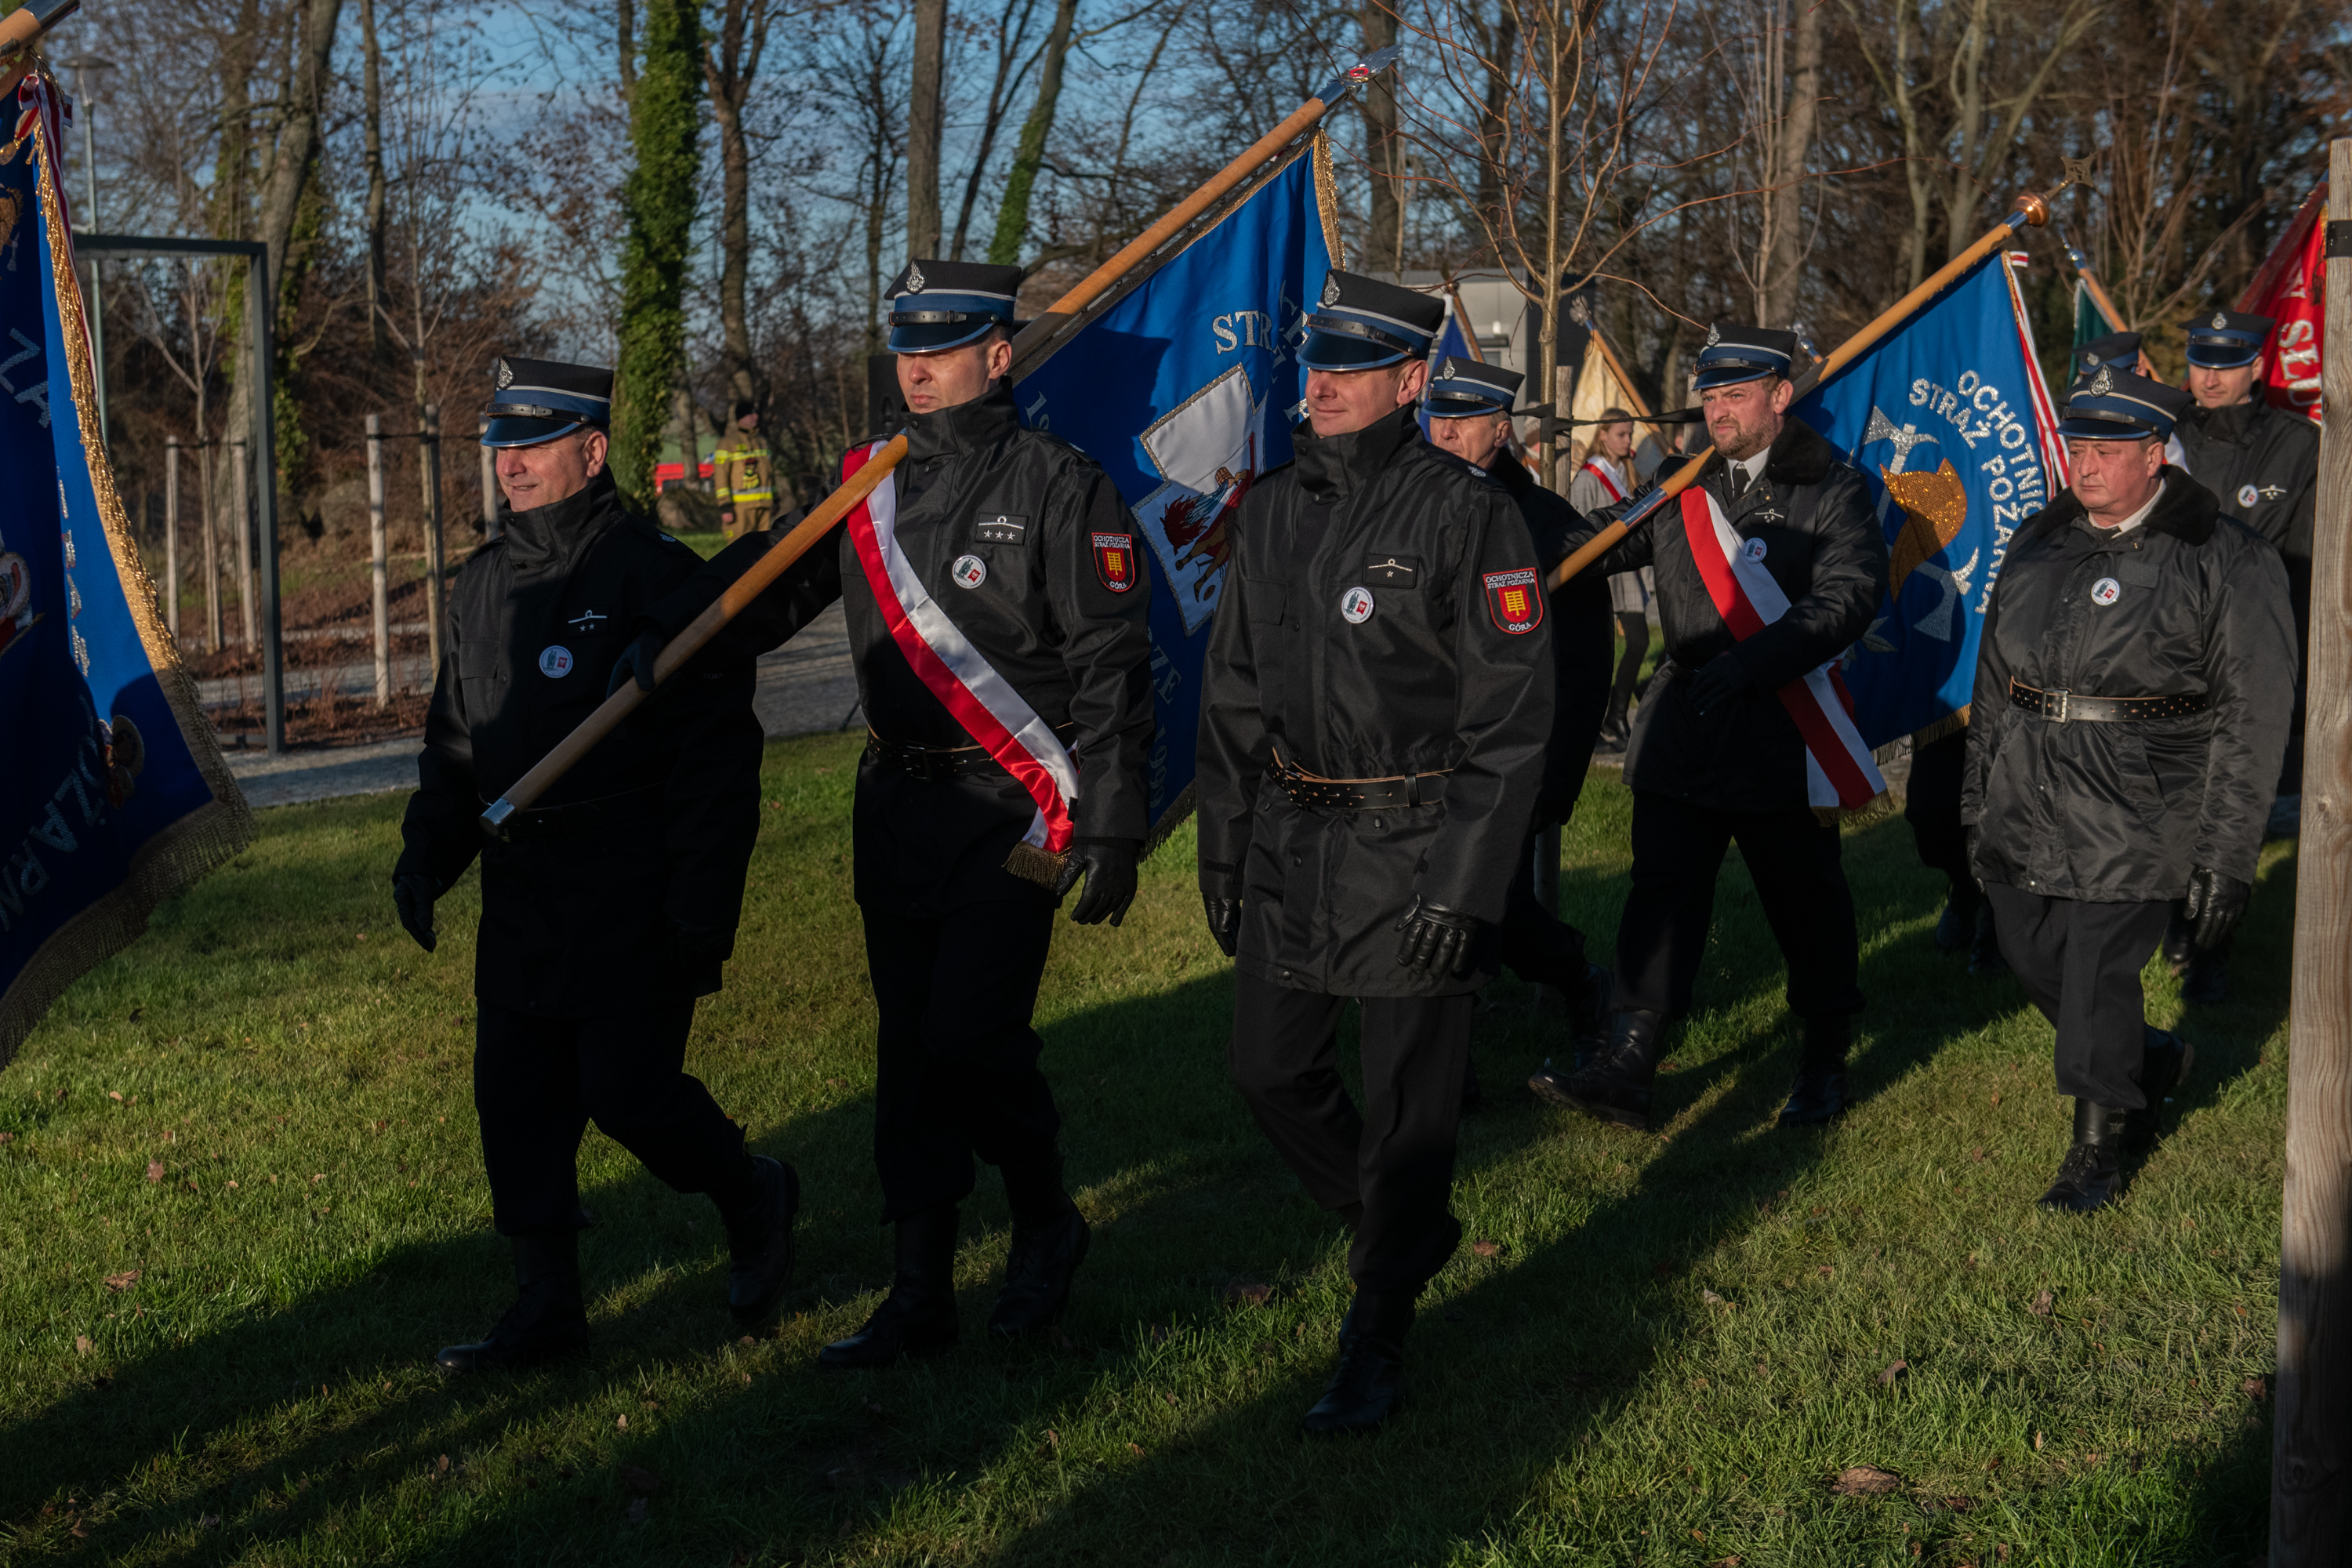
[0,734,2288,1565]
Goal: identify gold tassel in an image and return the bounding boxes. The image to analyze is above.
[1004,841,1069,891]
[1908,704,1973,750]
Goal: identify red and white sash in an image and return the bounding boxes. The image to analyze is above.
[1679,488,1886,811]
[1581,456,1628,503]
[840,441,1079,853]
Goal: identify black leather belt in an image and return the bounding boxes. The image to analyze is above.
[865,725,1075,783]
[2008,678,2211,724]
[485,782,662,842]
[1269,750,1451,810]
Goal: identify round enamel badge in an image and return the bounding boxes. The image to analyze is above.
[538,645,575,678]
[1340,586,1375,624]
[1743,537,1768,562]
[2091,578,2122,607]
[951,554,988,590]
[2238,483,2260,508]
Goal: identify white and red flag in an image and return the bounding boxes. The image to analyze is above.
[2238,182,2327,425]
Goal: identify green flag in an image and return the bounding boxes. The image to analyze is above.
[2072,278,2118,351]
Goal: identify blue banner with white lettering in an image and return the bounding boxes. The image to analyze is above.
[1014,143,1337,837]
[1,74,250,1064]
[1793,252,2067,746]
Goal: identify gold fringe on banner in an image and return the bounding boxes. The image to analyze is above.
[0,80,256,1067]
[1312,130,1347,269]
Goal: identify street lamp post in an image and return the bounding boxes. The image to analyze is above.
[60,54,116,442]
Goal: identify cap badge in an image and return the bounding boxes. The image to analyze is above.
[2082,351,2102,367]
[1704,324,1722,348]
[2089,367,2114,397]
[1438,358,1457,380]
[495,359,514,390]
[1320,274,1341,308]
[907,263,927,294]
[2212,311,2227,329]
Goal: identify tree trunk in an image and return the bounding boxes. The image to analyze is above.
[704,0,771,407]
[1473,0,1519,251]
[950,0,1042,261]
[987,0,1078,267]
[1361,0,1403,271]
[360,0,387,366]
[619,0,637,101]
[1760,0,1820,327]
[613,0,703,503]
[906,0,947,259]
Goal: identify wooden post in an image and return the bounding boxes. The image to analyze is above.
[367,413,390,709]
[419,404,447,675]
[2274,137,2352,1568]
[230,437,256,649]
[479,418,501,543]
[163,436,180,641]
[201,441,222,655]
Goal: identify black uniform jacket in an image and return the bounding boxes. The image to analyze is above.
[1195,404,1555,998]
[2176,398,2320,571]
[1488,449,1614,821]
[641,387,1154,917]
[1581,416,1886,813]
[396,473,764,1015]
[1961,472,2294,902]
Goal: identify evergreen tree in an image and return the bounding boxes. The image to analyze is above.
[613,0,702,505]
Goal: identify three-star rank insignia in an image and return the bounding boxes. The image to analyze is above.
[1093,532,1137,593]
[1484,568,1543,634]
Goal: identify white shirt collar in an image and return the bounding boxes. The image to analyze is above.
[2092,477,2165,536]
[1728,449,1769,490]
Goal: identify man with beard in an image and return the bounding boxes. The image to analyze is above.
[1532,325,1886,1131]
[394,357,799,1374]
[1197,272,1553,1435]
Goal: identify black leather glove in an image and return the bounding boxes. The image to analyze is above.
[1203,895,1241,958]
[1684,652,1755,716]
[393,873,440,953]
[2181,866,2252,951]
[1057,840,1140,927]
[605,630,664,698]
[1395,895,1482,978]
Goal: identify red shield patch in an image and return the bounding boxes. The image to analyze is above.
[1093,532,1137,593]
[1484,568,1543,634]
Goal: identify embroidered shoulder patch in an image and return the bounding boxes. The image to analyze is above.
[1484,568,1543,634]
[1093,532,1137,593]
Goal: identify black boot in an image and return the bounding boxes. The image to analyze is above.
[1532,1009,1663,1128]
[2123,1028,2195,1155]
[1524,964,1614,1102]
[437,1229,590,1374]
[989,1161,1091,1338]
[2038,1100,2128,1214]
[1301,1291,1414,1436]
[718,1155,800,1324]
[818,1204,960,1368]
[1968,900,2008,976]
[2180,949,2228,1005]
[1777,1015,1849,1127]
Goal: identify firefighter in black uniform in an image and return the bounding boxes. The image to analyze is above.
[1197,273,1555,1436]
[2164,307,2318,1001]
[613,260,1154,1367]
[1531,325,1886,1131]
[394,357,798,1373]
[1963,367,2292,1212]
[1420,355,1614,1050]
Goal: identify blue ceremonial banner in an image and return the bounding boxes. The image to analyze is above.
[1,74,251,1062]
[1794,252,2067,747]
[1014,140,1341,837]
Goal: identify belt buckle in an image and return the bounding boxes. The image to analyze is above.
[2046,688,2070,724]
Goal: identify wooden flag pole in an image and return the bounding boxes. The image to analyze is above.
[479,49,1406,833]
[2058,229,2131,341]
[1546,172,2082,592]
[478,437,907,833]
[2271,135,2352,1568]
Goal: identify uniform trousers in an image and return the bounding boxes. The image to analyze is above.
[1497,829,1589,993]
[474,998,749,1236]
[1611,793,1864,1020]
[1903,729,1973,894]
[1984,885,2172,1112]
[862,899,1062,1222]
[1228,971,1470,1298]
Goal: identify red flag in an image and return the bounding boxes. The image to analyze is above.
[2237,182,2326,425]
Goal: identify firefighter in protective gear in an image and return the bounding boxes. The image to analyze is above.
[714,399,779,539]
